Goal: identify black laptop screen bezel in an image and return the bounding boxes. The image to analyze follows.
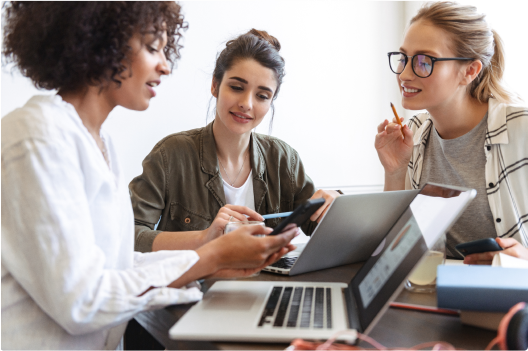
[346,183,474,331]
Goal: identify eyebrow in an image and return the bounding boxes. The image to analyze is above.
[229,76,274,94]
[399,48,441,56]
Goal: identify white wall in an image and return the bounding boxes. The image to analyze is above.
[2,1,526,191]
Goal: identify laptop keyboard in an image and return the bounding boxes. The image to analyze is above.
[269,257,298,269]
[258,286,333,329]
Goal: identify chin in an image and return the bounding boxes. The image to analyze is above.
[401,99,423,111]
[126,100,150,111]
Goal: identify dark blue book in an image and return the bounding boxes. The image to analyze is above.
[437,265,528,312]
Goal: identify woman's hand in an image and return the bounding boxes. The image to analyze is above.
[168,224,297,288]
[206,240,296,279]
[375,117,414,190]
[464,238,528,265]
[201,224,297,274]
[201,205,264,244]
[309,190,341,223]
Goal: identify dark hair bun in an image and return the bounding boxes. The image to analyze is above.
[247,29,281,52]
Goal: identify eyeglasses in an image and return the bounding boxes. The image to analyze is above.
[388,52,474,78]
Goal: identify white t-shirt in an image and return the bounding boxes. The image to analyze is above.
[223,170,255,210]
[1,95,203,350]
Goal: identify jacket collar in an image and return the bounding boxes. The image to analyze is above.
[411,97,509,147]
[200,121,220,176]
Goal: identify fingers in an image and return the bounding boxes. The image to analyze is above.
[402,125,414,145]
[377,119,389,133]
[223,205,264,221]
[463,251,496,265]
[392,116,405,124]
[496,237,518,249]
[309,190,338,222]
[263,226,297,251]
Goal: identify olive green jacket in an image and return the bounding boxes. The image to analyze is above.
[130,121,317,252]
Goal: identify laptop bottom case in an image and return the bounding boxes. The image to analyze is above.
[169,280,355,343]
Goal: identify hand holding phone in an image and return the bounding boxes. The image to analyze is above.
[268,198,325,236]
[455,238,503,257]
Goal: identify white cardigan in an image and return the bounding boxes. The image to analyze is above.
[405,98,528,247]
[1,95,203,350]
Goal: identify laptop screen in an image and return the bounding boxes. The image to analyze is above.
[348,183,476,331]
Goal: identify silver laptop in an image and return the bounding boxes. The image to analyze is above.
[169,183,476,343]
[264,189,420,276]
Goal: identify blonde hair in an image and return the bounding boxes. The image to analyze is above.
[411,1,520,104]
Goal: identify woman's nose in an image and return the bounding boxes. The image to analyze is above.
[157,53,170,76]
[238,92,253,112]
[399,59,415,81]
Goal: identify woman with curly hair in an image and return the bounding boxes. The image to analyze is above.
[375,1,528,262]
[129,29,340,254]
[1,2,297,349]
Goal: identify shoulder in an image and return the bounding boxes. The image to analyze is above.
[504,103,528,146]
[253,133,300,159]
[2,95,84,157]
[149,126,205,155]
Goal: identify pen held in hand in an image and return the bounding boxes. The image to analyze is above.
[390,102,406,139]
[262,212,293,220]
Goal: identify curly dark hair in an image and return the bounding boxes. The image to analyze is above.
[1,1,187,92]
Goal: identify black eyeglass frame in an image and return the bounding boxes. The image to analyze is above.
[387,52,474,78]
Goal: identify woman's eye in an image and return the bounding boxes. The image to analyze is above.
[258,94,270,100]
[148,46,159,53]
[230,85,243,91]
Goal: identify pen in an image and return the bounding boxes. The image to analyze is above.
[390,102,406,138]
[262,212,293,219]
[390,302,460,316]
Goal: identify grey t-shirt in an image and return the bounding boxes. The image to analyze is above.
[420,113,496,258]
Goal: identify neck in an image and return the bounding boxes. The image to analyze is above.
[58,87,116,138]
[427,93,488,139]
[212,118,251,161]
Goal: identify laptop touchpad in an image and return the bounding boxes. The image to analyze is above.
[202,291,258,310]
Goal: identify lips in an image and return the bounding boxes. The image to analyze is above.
[145,80,160,97]
[401,85,422,97]
[230,111,253,123]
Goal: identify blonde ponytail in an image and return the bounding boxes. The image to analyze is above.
[411,1,521,104]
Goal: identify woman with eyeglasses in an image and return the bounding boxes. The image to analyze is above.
[375,1,528,263]
[1,2,297,349]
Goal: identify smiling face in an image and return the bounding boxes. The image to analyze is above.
[106,30,169,111]
[212,59,277,135]
[398,20,470,113]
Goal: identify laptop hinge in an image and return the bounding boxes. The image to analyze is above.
[343,287,361,332]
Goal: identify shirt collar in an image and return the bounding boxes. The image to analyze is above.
[485,97,509,145]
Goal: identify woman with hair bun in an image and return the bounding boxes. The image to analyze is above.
[1,3,298,349]
[375,1,528,263]
[130,29,340,253]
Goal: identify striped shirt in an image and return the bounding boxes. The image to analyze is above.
[405,98,528,247]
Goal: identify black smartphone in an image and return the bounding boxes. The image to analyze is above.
[455,238,503,257]
[268,198,325,236]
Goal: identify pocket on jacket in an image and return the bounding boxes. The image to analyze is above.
[169,202,212,231]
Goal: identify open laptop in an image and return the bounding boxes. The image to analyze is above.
[169,183,476,343]
[264,189,420,275]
